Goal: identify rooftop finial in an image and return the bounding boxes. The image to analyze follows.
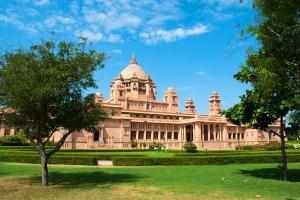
[130,53,137,64]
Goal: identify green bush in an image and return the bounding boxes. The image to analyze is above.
[112,154,300,166]
[131,141,138,148]
[241,145,253,150]
[149,142,164,151]
[0,154,97,165]
[0,134,29,146]
[263,141,281,151]
[183,142,197,153]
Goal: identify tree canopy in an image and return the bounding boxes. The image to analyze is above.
[222,0,300,181]
[0,39,107,186]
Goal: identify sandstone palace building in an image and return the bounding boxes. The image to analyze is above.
[0,55,281,150]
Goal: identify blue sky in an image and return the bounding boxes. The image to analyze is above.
[0,0,256,114]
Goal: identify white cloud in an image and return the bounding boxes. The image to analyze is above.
[33,0,49,6]
[0,14,37,33]
[75,29,122,43]
[76,30,104,42]
[25,8,39,17]
[70,1,80,14]
[196,71,207,76]
[83,10,142,32]
[203,0,249,8]
[177,84,204,91]
[44,16,75,28]
[140,24,209,44]
[111,49,122,55]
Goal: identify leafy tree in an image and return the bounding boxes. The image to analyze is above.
[0,39,107,186]
[287,110,300,140]
[223,0,300,181]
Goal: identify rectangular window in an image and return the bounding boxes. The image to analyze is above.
[174,132,179,140]
[241,133,245,140]
[228,133,232,139]
[167,132,172,140]
[154,132,158,139]
[93,131,100,141]
[146,131,151,140]
[160,132,165,140]
[4,129,10,136]
[138,131,144,140]
[131,131,137,140]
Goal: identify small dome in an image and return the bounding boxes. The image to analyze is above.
[120,55,149,80]
[114,79,123,86]
[165,87,177,96]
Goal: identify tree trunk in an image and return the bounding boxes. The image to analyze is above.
[41,152,49,186]
[280,116,288,181]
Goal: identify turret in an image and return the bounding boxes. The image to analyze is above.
[164,87,179,112]
[95,92,104,104]
[209,91,222,116]
[185,98,196,114]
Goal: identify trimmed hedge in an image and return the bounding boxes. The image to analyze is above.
[112,154,300,166]
[175,151,300,157]
[0,151,146,160]
[0,154,97,165]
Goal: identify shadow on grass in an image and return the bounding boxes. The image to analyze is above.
[238,168,300,182]
[21,171,146,188]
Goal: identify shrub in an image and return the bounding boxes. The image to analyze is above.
[241,145,253,150]
[0,154,97,165]
[183,142,197,153]
[131,141,138,148]
[263,141,281,151]
[0,134,29,146]
[149,142,164,151]
[286,143,300,149]
[112,154,300,166]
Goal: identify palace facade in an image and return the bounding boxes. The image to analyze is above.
[52,55,281,150]
[0,55,281,150]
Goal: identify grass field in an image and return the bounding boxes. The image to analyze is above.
[0,162,300,200]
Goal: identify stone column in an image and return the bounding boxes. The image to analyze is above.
[208,124,211,141]
[136,129,139,141]
[183,127,186,142]
[158,131,161,142]
[201,124,204,141]
[151,131,154,141]
[214,124,216,141]
[195,124,201,142]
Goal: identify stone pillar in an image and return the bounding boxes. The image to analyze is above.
[201,124,204,141]
[136,129,139,141]
[158,131,161,142]
[143,131,146,141]
[195,124,201,142]
[151,131,154,141]
[214,124,216,141]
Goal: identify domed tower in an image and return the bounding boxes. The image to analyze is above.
[164,87,179,112]
[110,78,125,104]
[185,98,196,114]
[209,91,222,116]
[110,54,157,102]
[95,92,104,104]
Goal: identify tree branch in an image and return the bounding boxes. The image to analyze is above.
[47,130,73,157]
[265,127,280,137]
[43,128,59,145]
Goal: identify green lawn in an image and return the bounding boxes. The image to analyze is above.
[0,162,300,200]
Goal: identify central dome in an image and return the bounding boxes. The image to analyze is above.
[120,55,149,80]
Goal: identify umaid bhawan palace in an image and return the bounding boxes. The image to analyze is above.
[52,55,281,150]
[0,55,281,150]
